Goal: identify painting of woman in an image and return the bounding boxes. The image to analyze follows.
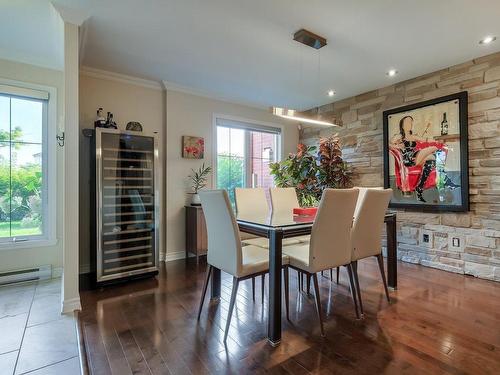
[389,115,458,202]
[383,92,468,211]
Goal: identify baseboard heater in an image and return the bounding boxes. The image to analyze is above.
[0,265,51,286]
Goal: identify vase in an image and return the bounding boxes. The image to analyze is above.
[191,193,201,206]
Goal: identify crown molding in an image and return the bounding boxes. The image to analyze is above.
[161,80,268,110]
[80,66,164,91]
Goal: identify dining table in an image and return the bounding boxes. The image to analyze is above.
[209,211,398,347]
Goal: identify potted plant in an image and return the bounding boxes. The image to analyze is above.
[270,135,352,207]
[188,163,212,205]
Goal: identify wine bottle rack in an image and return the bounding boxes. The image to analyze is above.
[94,128,159,284]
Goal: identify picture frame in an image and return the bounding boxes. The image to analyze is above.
[182,136,205,159]
[382,91,469,212]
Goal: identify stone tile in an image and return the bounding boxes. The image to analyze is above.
[0,285,35,320]
[22,356,80,375]
[15,316,77,375]
[0,350,18,375]
[33,280,61,299]
[0,314,28,355]
[27,294,62,327]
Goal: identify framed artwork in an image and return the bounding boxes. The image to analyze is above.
[182,136,205,159]
[383,91,469,212]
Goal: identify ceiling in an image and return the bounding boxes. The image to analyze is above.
[0,0,64,70]
[2,1,500,110]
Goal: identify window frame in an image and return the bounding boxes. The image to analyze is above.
[0,78,57,250]
[212,114,283,192]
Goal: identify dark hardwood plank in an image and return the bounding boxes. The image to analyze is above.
[79,259,500,375]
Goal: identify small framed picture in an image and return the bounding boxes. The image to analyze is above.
[383,91,469,212]
[182,136,205,159]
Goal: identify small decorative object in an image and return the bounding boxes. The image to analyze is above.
[182,136,204,159]
[188,163,212,205]
[94,107,106,128]
[105,112,118,129]
[383,91,468,211]
[126,121,143,132]
[269,136,351,207]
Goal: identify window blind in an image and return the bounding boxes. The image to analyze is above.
[0,84,49,101]
[216,117,281,135]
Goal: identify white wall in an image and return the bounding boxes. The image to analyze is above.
[165,90,299,258]
[0,57,64,274]
[78,70,166,271]
[77,71,299,264]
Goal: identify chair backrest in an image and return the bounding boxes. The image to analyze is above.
[234,187,269,216]
[308,188,359,271]
[353,187,383,219]
[270,187,300,214]
[199,190,242,277]
[351,188,392,260]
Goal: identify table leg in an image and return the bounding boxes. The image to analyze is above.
[386,215,397,290]
[211,267,221,300]
[268,229,283,346]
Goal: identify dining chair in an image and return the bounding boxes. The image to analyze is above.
[282,188,360,336]
[236,187,303,301]
[350,188,393,317]
[269,187,310,243]
[197,189,289,342]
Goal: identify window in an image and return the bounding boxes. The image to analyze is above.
[215,117,281,205]
[0,84,51,246]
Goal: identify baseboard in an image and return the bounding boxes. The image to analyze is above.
[62,297,82,313]
[164,251,189,262]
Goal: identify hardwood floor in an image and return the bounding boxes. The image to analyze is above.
[78,259,500,374]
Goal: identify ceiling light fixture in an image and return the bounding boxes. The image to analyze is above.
[387,69,398,77]
[272,107,336,127]
[272,29,337,127]
[479,36,496,45]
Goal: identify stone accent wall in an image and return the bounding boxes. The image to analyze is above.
[300,52,500,282]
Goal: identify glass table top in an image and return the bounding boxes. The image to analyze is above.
[236,210,396,229]
[236,211,315,228]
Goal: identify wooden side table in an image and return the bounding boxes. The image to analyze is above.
[185,205,208,263]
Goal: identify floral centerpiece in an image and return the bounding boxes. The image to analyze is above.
[269,135,352,207]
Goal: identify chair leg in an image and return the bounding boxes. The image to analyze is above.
[306,274,311,295]
[329,268,333,280]
[376,254,391,303]
[352,261,364,317]
[299,271,303,291]
[224,277,239,343]
[312,273,325,337]
[197,265,212,320]
[251,277,255,302]
[336,267,340,284]
[284,267,290,321]
[261,274,265,303]
[346,264,360,319]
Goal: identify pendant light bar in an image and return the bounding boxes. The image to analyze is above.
[272,107,337,127]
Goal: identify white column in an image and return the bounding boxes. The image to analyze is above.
[61,22,81,313]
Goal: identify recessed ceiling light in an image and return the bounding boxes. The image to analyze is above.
[387,69,398,77]
[479,36,496,45]
[327,90,335,97]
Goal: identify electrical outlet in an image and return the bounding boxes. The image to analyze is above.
[421,230,433,248]
[448,234,465,252]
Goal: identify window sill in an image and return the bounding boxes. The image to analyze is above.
[0,239,58,251]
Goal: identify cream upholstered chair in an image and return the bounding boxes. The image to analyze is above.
[236,187,302,249]
[197,190,288,342]
[282,188,360,336]
[350,188,392,317]
[234,187,300,302]
[270,187,310,244]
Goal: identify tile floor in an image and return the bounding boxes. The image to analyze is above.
[0,279,81,375]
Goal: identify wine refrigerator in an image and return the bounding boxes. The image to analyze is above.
[87,128,159,286]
